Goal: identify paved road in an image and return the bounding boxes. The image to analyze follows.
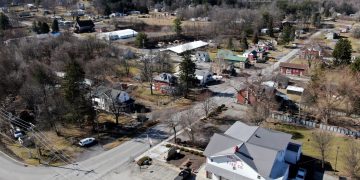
[0,30,326,180]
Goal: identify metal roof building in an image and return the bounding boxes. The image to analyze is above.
[166,40,208,54]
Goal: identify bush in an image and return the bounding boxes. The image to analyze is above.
[165,144,172,148]
[184,148,189,152]
[180,147,185,151]
[189,150,195,154]
[137,156,152,166]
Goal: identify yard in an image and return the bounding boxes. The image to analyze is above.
[264,122,357,177]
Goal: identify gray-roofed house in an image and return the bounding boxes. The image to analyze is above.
[91,86,134,112]
[203,121,302,180]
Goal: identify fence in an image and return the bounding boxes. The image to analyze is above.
[271,112,360,137]
[298,104,360,119]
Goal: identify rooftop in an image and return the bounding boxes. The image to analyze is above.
[204,121,292,179]
[166,41,208,54]
[279,62,308,70]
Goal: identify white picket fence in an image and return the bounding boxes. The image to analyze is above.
[271,112,360,137]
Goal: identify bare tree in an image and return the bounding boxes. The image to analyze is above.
[141,54,155,95]
[165,113,181,144]
[109,98,123,125]
[343,141,360,178]
[312,130,333,169]
[180,109,199,144]
[200,91,216,117]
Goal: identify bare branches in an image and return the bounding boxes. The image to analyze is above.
[200,92,216,117]
[312,130,333,169]
[343,141,360,178]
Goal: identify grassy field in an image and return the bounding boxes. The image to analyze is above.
[264,122,357,177]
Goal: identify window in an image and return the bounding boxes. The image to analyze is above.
[206,171,212,179]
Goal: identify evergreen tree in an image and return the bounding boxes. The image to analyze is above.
[0,13,10,30]
[350,57,360,72]
[135,32,148,48]
[62,60,85,103]
[268,16,274,37]
[333,39,352,65]
[41,22,50,34]
[280,25,295,44]
[252,31,259,45]
[240,33,249,50]
[51,19,59,32]
[179,53,197,98]
[173,18,182,37]
[227,37,234,50]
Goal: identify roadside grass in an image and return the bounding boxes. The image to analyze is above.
[6,143,40,165]
[98,112,133,124]
[103,137,130,151]
[264,122,355,176]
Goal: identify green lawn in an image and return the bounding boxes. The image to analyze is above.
[264,123,356,176]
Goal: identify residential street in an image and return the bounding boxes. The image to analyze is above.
[0,29,326,180]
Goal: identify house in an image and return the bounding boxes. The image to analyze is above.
[153,73,177,94]
[300,43,323,60]
[237,85,277,105]
[279,63,308,76]
[74,17,95,33]
[92,86,134,112]
[195,51,210,62]
[204,121,302,180]
[217,50,249,69]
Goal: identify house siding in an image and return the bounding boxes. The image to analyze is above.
[280,67,305,76]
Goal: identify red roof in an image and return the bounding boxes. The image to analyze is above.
[279,62,308,70]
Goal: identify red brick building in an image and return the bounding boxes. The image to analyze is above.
[153,73,177,94]
[279,63,308,76]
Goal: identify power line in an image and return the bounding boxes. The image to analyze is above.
[0,113,69,179]
[0,109,98,179]
[0,110,96,179]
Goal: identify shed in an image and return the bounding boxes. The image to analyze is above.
[286,86,304,95]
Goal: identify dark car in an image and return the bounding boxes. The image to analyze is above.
[174,169,191,180]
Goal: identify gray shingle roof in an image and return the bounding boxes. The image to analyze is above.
[203,134,242,157]
[204,121,293,179]
[224,122,258,142]
[247,128,292,151]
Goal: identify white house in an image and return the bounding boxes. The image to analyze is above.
[204,121,302,180]
[91,86,133,112]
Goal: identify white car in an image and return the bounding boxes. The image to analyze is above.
[296,168,307,180]
[79,137,96,147]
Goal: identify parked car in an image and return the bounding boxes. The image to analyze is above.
[174,168,191,180]
[14,130,25,139]
[296,168,307,180]
[79,137,96,147]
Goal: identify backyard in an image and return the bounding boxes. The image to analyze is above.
[264,122,357,177]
